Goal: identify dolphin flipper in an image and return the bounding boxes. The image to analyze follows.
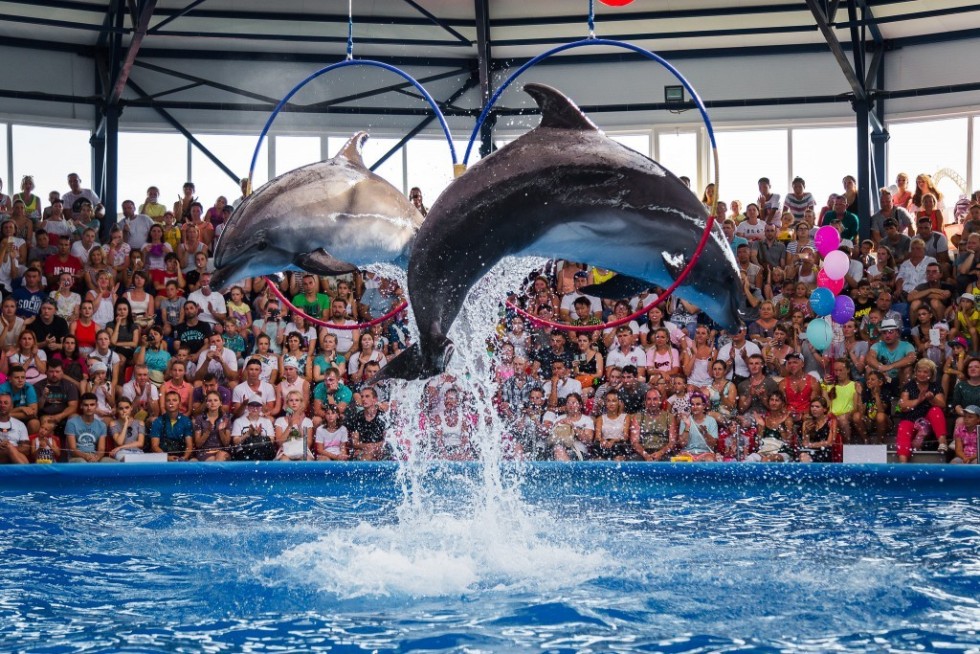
[374,337,455,382]
[294,249,359,276]
[580,274,653,299]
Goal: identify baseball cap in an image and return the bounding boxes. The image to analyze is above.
[283,356,300,369]
[952,336,968,348]
[880,318,900,331]
[964,405,980,415]
[88,361,107,374]
[839,239,854,250]
[959,293,977,303]
[785,352,804,361]
[247,399,263,407]
[574,271,590,279]
[883,218,898,228]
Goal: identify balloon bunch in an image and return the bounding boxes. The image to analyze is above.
[806,226,855,351]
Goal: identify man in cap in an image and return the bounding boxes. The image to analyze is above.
[867,318,917,392]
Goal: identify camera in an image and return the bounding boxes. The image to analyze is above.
[270,310,281,320]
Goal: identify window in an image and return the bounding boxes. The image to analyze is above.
[118,132,189,209]
[406,138,468,205]
[12,125,91,204]
[657,131,698,190]
[0,124,7,195]
[714,129,789,209]
[889,117,969,207]
[791,126,857,208]
[329,135,404,191]
[275,136,321,177]
[191,134,268,206]
[610,133,651,157]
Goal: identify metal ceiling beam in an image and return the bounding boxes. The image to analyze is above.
[0,12,129,33]
[400,0,472,47]
[303,67,474,110]
[148,0,207,34]
[369,75,478,171]
[147,29,470,48]
[474,0,494,158]
[108,0,157,106]
[127,79,239,183]
[132,60,283,104]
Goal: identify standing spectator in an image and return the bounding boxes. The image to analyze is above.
[119,199,155,251]
[782,177,815,221]
[61,173,100,222]
[139,186,167,222]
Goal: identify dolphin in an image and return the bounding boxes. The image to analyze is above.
[210,132,423,289]
[378,83,746,382]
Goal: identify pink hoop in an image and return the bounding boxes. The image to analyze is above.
[505,213,717,333]
[263,276,407,330]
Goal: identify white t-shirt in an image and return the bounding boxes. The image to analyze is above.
[542,376,583,401]
[70,241,98,261]
[315,424,349,456]
[606,346,646,370]
[187,289,227,324]
[0,417,29,446]
[231,416,274,440]
[231,380,276,406]
[196,348,239,382]
[602,320,640,342]
[542,411,594,457]
[121,379,160,406]
[321,321,357,354]
[736,220,766,242]
[274,416,313,436]
[348,350,387,377]
[716,340,762,379]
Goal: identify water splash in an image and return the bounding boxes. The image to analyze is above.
[268,257,608,597]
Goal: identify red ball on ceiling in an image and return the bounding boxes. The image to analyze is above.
[598,0,635,5]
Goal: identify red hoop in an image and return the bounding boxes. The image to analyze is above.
[504,213,717,333]
[263,276,408,330]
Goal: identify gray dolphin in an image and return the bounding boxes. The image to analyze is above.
[210,132,423,289]
[378,83,746,382]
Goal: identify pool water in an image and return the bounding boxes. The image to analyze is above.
[0,463,977,653]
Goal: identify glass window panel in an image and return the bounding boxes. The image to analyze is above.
[714,129,789,210]
[610,133,651,157]
[657,131,698,189]
[791,126,857,209]
[191,134,268,208]
[118,132,188,211]
[0,124,7,196]
[12,125,91,206]
[889,117,969,208]
[275,136,321,176]
[329,135,404,192]
[406,138,465,206]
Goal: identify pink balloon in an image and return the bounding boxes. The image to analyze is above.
[814,225,841,257]
[823,250,850,280]
[817,269,845,295]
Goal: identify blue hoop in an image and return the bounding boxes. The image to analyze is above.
[471,37,724,334]
[464,38,716,166]
[250,59,457,182]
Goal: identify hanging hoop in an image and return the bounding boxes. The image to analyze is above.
[248,59,456,331]
[463,38,720,333]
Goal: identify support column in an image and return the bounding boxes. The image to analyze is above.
[854,99,873,240]
[101,104,120,242]
[475,0,494,158]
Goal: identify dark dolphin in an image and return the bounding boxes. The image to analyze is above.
[378,83,746,381]
[211,132,423,290]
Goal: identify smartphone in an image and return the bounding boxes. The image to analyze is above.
[929,328,940,347]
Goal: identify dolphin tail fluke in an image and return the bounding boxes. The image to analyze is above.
[580,274,653,299]
[372,340,454,383]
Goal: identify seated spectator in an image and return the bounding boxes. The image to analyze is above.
[717,326,761,383]
[347,332,386,383]
[348,387,387,461]
[594,390,633,460]
[606,326,647,380]
[277,356,310,416]
[29,298,69,357]
[43,236,83,293]
[0,393,30,464]
[896,359,947,463]
[32,415,62,464]
[543,360,582,410]
[559,271,601,323]
[187,272,226,328]
[150,391,194,461]
[133,325,170,384]
[71,228,99,262]
[908,262,953,320]
[545,392,594,461]
[0,297,26,351]
[13,267,47,319]
[950,405,979,464]
[231,359,277,417]
[65,393,108,463]
[675,392,718,461]
[106,299,140,367]
[195,333,239,389]
[89,330,122,389]
[312,367,353,423]
[85,270,117,328]
[120,364,160,422]
[0,365,39,433]
[28,230,58,265]
[106,398,146,461]
[252,300,284,355]
[895,239,937,300]
[192,391,232,462]
[159,361,192,415]
[799,397,837,463]
[281,331,312,380]
[950,294,980,349]
[866,318,917,392]
[35,360,78,429]
[740,354,780,419]
[855,369,891,444]
[191,373,232,417]
[48,272,81,323]
[314,404,349,461]
[878,219,912,263]
[104,226,132,284]
[4,329,46,386]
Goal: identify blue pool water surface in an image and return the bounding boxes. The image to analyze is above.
[0,463,977,653]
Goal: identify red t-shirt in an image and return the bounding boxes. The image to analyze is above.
[43,254,84,283]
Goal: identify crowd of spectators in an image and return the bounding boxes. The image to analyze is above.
[0,171,977,466]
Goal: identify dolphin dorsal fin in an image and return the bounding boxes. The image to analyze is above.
[335,131,369,168]
[524,83,598,131]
